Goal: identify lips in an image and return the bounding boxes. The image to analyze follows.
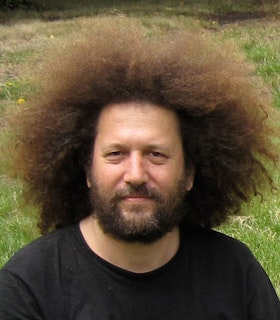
[122,194,150,198]
[120,194,154,203]
[121,195,152,200]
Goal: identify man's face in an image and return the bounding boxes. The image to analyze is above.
[87,102,194,243]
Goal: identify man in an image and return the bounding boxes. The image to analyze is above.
[0,18,279,319]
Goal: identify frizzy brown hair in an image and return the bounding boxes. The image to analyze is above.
[9,18,278,234]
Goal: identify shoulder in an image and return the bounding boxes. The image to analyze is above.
[180,226,280,317]
[0,225,81,319]
[1,224,78,275]
[181,225,257,267]
[185,225,251,252]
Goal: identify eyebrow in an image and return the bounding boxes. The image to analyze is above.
[101,142,173,154]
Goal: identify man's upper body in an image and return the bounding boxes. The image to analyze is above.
[1,101,279,319]
[1,223,279,320]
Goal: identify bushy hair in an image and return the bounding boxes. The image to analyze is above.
[9,18,278,233]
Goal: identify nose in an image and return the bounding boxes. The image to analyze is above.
[123,153,148,186]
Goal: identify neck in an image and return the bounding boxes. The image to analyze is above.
[80,216,180,273]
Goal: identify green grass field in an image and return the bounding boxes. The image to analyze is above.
[0,1,280,296]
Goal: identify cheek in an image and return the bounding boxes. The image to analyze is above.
[150,167,179,187]
[153,165,187,193]
[93,163,124,189]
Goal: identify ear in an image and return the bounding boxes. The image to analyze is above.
[85,149,94,189]
[85,160,93,189]
[86,167,92,189]
[86,177,91,189]
[185,164,195,192]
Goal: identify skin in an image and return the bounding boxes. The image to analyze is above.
[80,101,194,273]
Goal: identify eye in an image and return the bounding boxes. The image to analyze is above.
[149,151,168,164]
[108,151,122,157]
[151,151,164,158]
[104,151,124,163]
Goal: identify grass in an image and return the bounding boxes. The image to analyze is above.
[0,3,280,296]
[219,19,280,108]
[0,176,38,263]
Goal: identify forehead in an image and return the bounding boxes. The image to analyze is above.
[93,101,184,161]
[96,101,181,136]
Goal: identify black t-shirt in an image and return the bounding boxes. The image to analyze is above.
[0,224,279,319]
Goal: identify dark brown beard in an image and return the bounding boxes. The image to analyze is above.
[89,179,187,244]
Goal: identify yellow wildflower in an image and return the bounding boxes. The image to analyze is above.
[17,98,25,105]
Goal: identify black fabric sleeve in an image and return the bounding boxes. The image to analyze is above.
[0,270,43,320]
[247,257,280,320]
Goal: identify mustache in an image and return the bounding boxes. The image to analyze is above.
[113,184,162,202]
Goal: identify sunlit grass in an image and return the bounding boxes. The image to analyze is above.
[219,19,280,108]
[0,175,39,263]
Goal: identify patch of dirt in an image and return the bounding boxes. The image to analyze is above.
[202,10,279,25]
